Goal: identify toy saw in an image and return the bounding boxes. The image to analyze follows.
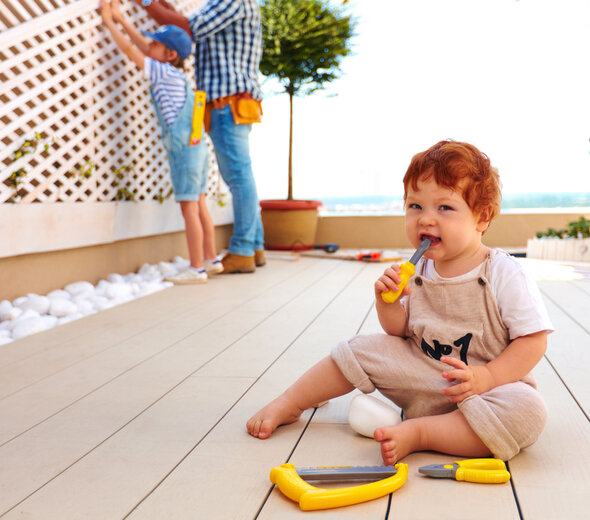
[270,463,408,510]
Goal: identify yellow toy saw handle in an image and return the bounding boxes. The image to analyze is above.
[381,261,415,303]
[270,463,408,511]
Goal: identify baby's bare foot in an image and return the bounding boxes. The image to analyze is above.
[247,395,304,439]
[373,420,423,465]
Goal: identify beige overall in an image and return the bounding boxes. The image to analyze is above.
[331,250,547,460]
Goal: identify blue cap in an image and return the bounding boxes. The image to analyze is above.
[141,25,192,60]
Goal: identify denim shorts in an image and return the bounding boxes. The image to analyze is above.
[168,139,209,201]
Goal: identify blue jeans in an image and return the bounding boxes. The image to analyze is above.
[208,105,264,256]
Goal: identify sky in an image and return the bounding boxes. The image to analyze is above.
[249,0,590,201]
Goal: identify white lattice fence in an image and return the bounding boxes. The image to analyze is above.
[0,0,229,206]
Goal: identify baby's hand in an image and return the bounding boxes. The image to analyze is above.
[440,357,495,403]
[374,264,412,301]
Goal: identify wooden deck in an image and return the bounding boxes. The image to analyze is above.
[1,254,589,519]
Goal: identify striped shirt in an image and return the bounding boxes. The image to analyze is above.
[144,58,188,127]
[188,0,262,102]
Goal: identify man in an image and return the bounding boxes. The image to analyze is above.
[136,0,265,273]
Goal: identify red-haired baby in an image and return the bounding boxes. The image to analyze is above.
[247,140,552,464]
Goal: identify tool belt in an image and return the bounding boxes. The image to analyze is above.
[204,93,263,132]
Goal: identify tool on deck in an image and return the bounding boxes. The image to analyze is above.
[381,237,431,303]
[358,251,382,261]
[270,463,408,510]
[313,243,340,253]
[419,458,511,484]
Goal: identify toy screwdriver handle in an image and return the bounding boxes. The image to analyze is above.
[381,261,415,303]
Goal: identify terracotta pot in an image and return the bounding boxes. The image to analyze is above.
[259,199,322,250]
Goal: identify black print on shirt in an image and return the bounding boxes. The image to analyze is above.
[420,333,473,364]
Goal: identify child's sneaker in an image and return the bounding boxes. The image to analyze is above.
[165,267,207,285]
[204,259,224,274]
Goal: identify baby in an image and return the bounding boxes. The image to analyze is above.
[247,140,552,464]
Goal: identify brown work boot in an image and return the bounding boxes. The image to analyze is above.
[221,252,255,273]
[254,249,266,267]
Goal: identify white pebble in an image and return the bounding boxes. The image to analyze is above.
[49,299,78,318]
[13,296,28,308]
[106,273,125,284]
[0,300,20,321]
[65,281,95,297]
[21,294,51,315]
[42,315,59,329]
[0,336,13,345]
[73,299,96,315]
[157,261,177,276]
[57,313,84,325]
[14,308,41,323]
[173,256,190,268]
[47,289,71,300]
[95,300,115,311]
[0,320,13,331]
[105,283,133,300]
[12,317,49,340]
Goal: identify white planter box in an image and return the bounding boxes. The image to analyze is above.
[527,238,590,262]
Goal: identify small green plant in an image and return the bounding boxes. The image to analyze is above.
[216,191,227,207]
[8,132,55,193]
[157,187,174,204]
[71,160,96,179]
[536,216,590,239]
[112,164,137,202]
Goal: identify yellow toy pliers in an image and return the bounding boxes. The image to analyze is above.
[418,458,511,484]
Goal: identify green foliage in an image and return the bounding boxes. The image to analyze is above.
[112,164,137,202]
[260,0,356,97]
[71,160,96,179]
[536,216,590,239]
[9,132,55,193]
[259,0,356,199]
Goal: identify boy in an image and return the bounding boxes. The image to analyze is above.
[100,0,222,283]
[247,140,552,464]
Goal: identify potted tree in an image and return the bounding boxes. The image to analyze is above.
[258,0,356,250]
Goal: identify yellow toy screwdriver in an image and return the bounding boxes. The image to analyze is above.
[381,237,431,303]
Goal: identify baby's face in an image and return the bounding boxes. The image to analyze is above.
[404,177,487,272]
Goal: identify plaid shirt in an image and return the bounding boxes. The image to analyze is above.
[188,0,263,102]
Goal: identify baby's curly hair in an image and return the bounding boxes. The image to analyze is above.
[403,140,502,223]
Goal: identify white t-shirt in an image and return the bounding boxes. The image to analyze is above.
[419,251,554,340]
[144,58,187,127]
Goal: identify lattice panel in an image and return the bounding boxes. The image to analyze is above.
[0,0,228,205]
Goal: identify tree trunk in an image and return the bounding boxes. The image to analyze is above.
[288,92,294,200]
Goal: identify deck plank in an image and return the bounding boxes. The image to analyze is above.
[0,257,587,519]
[126,261,380,519]
[508,358,590,519]
[0,259,335,445]
[1,259,368,517]
[0,258,309,396]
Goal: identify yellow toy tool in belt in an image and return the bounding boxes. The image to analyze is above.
[190,90,206,145]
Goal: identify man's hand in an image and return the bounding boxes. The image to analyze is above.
[440,356,495,403]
